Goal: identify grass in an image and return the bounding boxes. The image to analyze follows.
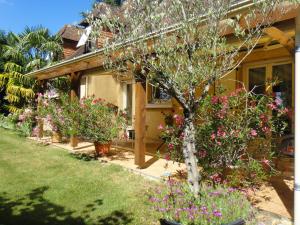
[0,128,158,225]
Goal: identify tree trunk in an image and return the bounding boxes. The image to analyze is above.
[182,113,201,196]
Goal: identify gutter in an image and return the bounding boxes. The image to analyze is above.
[27,0,255,78]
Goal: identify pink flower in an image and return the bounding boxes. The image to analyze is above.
[262,126,271,134]
[267,103,277,110]
[217,127,226,138]
[262,159,270,166]
[217,109,227,119]
[220,96,228,106]
[165,154,171,161]
[260,114,269,123]
[173,114,184,126]
[211,96,219,104]
[211,133,216,140]
[250,129,257,137]
[158,124,164,130]
[198,150,207,158]
[168,143,174,150]
[210,173,222,183]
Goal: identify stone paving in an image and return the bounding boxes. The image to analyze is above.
[256,210,292,225]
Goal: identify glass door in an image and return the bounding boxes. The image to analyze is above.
[247,62,293,134]
[272,63,293,134]
[272,63,293,109]
[248,66,267,95]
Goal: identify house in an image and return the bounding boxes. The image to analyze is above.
[27,1,299,168]
[57,25,84,59]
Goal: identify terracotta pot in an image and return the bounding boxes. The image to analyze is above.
[94,141,112,156]
[52,131,62,143]
[70,136,79,148]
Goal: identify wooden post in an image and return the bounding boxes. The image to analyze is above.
[37,80,46,139]
[134,81,146,166]
[69,72,81,148]
[37,97,44,139]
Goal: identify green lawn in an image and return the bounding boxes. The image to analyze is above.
[0,128,158,225]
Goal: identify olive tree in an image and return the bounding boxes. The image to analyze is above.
[88,0,291,195]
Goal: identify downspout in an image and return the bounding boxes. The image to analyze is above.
[295,11,300,225]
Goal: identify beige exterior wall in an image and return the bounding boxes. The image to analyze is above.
[80,44,294,143]
[82,69,123,109]
[145,108,173,141]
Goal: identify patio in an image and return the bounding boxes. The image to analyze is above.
[29,136,294,223]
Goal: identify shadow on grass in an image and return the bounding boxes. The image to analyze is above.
[0,187,133,225]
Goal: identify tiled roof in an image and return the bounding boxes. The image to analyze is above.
[58,25,84,42]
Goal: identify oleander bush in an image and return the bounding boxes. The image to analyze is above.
[159,87,289,187]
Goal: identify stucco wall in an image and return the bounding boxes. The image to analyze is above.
[83,69,123,108]
[80,46,293,142]
[145,108,173,141]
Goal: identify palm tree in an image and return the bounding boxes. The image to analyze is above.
[0,26,63,113]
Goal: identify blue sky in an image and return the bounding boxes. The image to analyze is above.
[0,0,94,34]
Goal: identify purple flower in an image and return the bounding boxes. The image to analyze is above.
[209,191,222,197]
[149,196,160,203]
[213,210,222,217]
[228,187,237,193]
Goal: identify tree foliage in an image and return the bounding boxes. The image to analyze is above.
[88,0,294,195]
[0,26,63,113]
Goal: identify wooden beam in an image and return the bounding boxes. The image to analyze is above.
[134,81,146,166]
[264,26,295,54]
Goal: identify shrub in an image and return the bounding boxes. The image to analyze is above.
[15,108,35,137]
[38,93,127,144]
[148,179,256,225]
[37,93,82,138]
[159,88,288,186]
[0,113,19,130]
[0,109,35,137]
[78,96,127,143]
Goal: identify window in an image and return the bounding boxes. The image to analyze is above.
[80,76,88,99]
[123,83,133,125]
[148,85,171,104]
[248,67,266,95]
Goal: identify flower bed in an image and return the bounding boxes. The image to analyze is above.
[148,179,255,225]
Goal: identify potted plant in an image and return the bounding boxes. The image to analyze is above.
[78,97,126,156]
